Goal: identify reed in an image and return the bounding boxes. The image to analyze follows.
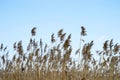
[0,27,120,80]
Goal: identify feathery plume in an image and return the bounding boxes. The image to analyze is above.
[81,26,87,36]
[31,27,37,36]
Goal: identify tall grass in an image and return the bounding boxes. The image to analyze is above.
[0,27,120,80]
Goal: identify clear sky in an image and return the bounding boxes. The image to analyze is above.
[0,0,120,59]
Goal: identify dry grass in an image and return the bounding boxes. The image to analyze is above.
[0,27,120,80]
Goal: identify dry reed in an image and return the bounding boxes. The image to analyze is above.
[0,27,120,80]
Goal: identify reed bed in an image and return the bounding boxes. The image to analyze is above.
[0,27,120,80]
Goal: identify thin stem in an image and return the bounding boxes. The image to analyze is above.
[79,36,82,65]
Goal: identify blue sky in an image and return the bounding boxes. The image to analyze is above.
[0,0,120,59]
